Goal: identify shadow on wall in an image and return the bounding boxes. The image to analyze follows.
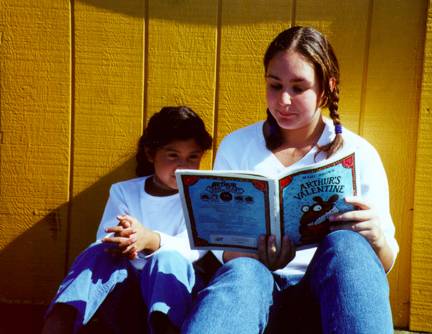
[0,158,136,307]
[77,0,147,18]
[76,0,291,24]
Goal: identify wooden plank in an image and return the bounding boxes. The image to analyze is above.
[146,0,218,169]
[0,0,71,303]
[410,0,432,331]
[362,0,427,328]
[295,0,370,133]
[215,0,292,147]
[68,0,145,263]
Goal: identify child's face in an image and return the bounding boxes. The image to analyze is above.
[265,50,322,131]
[152,139,204,191]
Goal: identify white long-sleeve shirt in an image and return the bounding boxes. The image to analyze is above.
[96,176,203,269]
[213,118,399,277]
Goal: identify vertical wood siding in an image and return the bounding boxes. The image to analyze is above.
[363,0,428,326]
[0,0,429,330]
[411,0,432,331]
[0,0,71,304]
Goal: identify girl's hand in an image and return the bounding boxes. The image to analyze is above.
[257,235,295,271]
[329,196,386,253]
[116,214,161,256]
[102,218,138,259]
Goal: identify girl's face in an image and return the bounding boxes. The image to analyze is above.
[265,50,322,131]
[151,139,204,191]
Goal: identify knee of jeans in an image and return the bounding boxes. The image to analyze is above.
[77,243,118,264]
[321,230,384,273]
[222,258,273,291]
[323,230,369,253]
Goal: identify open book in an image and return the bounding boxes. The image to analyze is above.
[176,153,358,252]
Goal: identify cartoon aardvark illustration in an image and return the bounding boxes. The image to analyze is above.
[299,194,339,244]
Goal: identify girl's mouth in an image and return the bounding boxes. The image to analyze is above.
[277,110,297,118]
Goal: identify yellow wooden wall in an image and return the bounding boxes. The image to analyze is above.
[0,0,430,331]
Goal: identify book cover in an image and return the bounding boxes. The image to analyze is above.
[176,153,357,252]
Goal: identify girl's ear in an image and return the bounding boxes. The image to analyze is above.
[318,77,337,107]
[144,147,154,163]
[329,77,336,92]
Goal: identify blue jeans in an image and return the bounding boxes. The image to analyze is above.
[46,243,197,334]
[182,230,393,334]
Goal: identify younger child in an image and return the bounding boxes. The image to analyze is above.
[42,106,212,334]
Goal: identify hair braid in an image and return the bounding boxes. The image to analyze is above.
[317,84,343,158]
[264,109,283,151]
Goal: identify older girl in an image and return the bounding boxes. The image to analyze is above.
[182,27,398,334]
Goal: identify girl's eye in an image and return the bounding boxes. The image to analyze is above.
[292,86,306,94]
[167,154,179,159]
[268,83,282,90]
[188,154,201,162]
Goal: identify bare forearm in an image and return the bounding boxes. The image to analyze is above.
[373,238,394,273]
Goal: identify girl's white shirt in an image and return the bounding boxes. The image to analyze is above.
[213,118,399,276]
[96,176,204,269]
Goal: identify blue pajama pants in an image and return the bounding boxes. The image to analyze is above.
[46,242,197,333]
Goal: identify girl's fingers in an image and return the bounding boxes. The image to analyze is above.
[258,235,294,270]
[344,196,372,210]
[330,221,364,232]
[102,236,134,248]
[267,235,278,263]
[105,226,125,234]
[330,220,378,236]
[117,228,136,238]
[330,209,374,223]
[117,214,136,225]
[257,235,268,264]
[106,224,136,237]
[276,236,295,267]
[120,221,131,228]
[128,249,138,260]
[122,242,138,255]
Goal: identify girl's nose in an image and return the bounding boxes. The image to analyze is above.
[177,159,188,168]
[280,91,292,105]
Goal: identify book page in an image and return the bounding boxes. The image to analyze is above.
[278,153,357,245]
[177,172,273,252]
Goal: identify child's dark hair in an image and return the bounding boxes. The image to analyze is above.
[263,26,342,158]
[136,106,212,176]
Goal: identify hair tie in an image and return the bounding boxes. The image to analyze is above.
[335,124,343,134]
